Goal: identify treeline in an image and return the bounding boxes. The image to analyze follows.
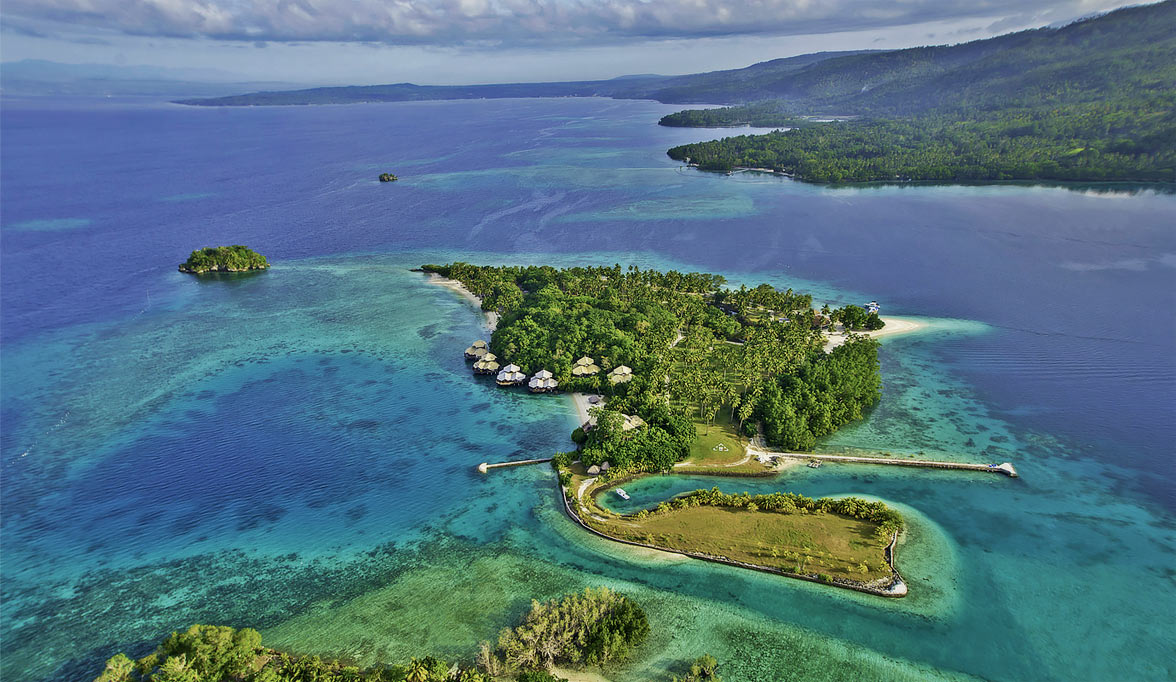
[759,338,881,451]
[180,245,270,273]
[95,591,671,681]
[658,103,809,128]
[666,98,1176,183]
[94,624,478,682]
[656,487,903,538]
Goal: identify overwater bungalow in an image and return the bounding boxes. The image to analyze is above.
[473,352,500,375]
[528,369,559,393]
[496,363,527,386]
[464,340,489,360]
[571,356,601,377]
[607,365,633,384]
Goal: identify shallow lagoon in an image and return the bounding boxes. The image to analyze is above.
[1,97,1174,681]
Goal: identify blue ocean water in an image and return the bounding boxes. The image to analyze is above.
[2,96,1174,681]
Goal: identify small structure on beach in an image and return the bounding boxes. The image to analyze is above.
[607,365,633,384]
[528,369,559,393]
[572,356,600,377]
[473,352,500,375]
[464,340,488,360]
[496,363,526,386]
[866,301,880,314]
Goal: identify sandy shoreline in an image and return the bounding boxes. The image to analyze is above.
[824,315,927,350]
[569,392,600,426]
[425,273,498,331]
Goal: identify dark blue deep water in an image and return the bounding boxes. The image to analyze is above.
[2,97,1174,681]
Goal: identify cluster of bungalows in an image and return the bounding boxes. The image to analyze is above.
[528,369,559,393]
[465,340,588,394]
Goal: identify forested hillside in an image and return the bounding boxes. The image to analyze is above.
[663,2,1176,183]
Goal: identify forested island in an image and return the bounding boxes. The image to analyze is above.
[425,262,905,594]
[93,590,700,681]
[424,263,882,454]
[179,245,270,274]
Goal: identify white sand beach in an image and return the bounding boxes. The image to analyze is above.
[570,392,603,426]
[824,315,927,350]
[426,273,498,330]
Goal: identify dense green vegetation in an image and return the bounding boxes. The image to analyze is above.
[426,263,883,460]
[666,100,1176,182]
[493,588,649,672]
[179,245,270,274]
[662,3,1176,183]
[93,624,477,682]
[95,592,658,682]
[379,173,399,182]
[758,339,881,451]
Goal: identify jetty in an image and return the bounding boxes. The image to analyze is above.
[771,452,1018,477]
[477,457,552,473]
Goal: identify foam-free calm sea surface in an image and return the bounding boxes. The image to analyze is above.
[2,97,1174,681]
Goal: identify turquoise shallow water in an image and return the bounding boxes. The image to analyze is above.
[2,97,1174,681]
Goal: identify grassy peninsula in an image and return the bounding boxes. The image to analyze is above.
[572,485,903,589]
[179,245,269,274]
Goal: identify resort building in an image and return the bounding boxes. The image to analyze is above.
[528,369,559,393]
[607,365,633,384]
[571,356,601,377]
[496,363,527,386]
[473,352,500,375]
[464,340,489,360]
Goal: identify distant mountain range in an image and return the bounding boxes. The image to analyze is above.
[175,1,1174,115]
[172,51,878,107]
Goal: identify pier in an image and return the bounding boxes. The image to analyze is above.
[770,452,1018,477]
[477,457,552,473]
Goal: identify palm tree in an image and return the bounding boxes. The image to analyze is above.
[405,658,431,682]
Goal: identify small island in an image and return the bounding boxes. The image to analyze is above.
[178,245,269,274]
[379,172,399,182]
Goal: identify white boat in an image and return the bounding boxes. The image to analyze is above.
[615,488,631,500]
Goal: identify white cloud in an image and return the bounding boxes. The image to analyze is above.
[1,0,1142,46]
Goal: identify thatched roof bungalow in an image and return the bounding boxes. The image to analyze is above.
[464,339,489,360]
[473,352,500,374]
[528,369,559,393]
[571,356,601,377]
[607,365,633,384]
[496,363,527,386]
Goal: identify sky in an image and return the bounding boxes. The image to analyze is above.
[0,0,1149,85]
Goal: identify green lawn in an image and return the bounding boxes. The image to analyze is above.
[683,409,746,466]
[588,505,892,582]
